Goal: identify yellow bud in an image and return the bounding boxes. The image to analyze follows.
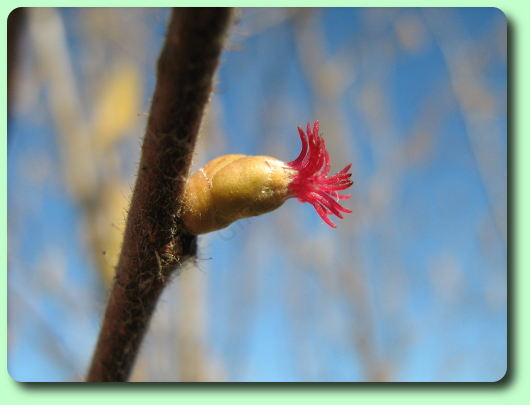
[181,121,354,233]
[182,154,296,234]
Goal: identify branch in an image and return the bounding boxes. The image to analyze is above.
[87,8,233,382]
[8,8,25,115]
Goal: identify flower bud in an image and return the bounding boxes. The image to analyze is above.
[181,121,353,234]
[182,155,295,234]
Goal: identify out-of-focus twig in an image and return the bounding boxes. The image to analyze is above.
[86,8,233,382]
[423,8,507,243]
[10,287,80,379]
[28,8,96,201]
[292,9,388,381]
[8,7,26,122]
[29,8,140,287]
[28,7,114,290]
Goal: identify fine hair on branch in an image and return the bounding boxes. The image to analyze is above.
[86,7,234,382]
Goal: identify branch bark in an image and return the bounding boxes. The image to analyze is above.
[8,7,26,146]
[87,8,233,382]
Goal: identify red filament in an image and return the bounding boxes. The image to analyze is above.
[287,121,353,228]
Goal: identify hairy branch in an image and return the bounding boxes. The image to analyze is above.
[87,8,233,382]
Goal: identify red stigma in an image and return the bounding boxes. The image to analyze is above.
[287,120,353,228]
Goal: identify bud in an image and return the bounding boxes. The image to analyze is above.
[181,121,353,234]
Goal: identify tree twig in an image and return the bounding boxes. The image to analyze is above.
[8,8,25,117]
[87,8,233,382]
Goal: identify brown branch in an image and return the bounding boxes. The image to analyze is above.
[7,8,26,131]
[87,8,233,382]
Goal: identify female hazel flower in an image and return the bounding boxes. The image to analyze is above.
[181,121,353,234]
